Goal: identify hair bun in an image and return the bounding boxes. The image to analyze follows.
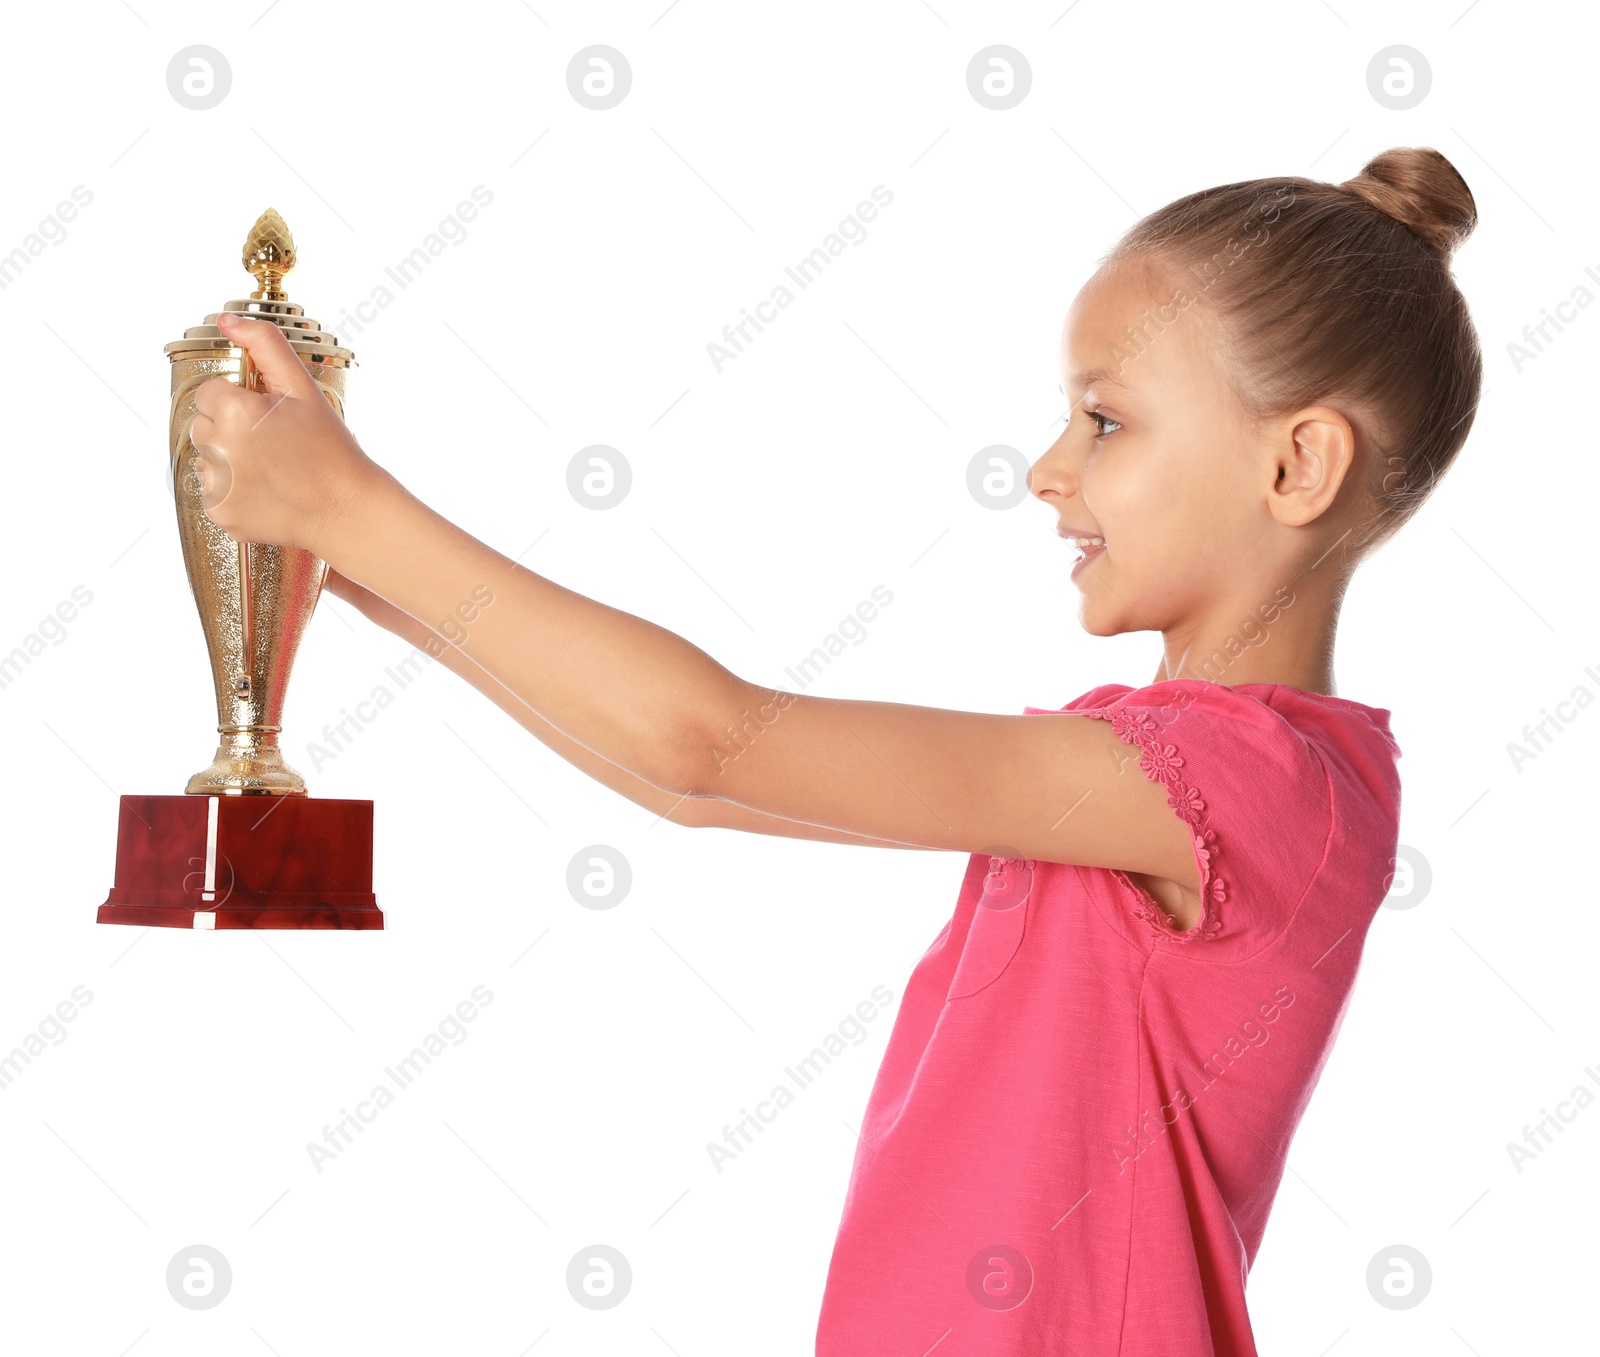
[1340,146,1477,261]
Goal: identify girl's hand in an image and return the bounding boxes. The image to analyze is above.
[189,311,384,557]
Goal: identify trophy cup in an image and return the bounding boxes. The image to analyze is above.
[97,210,384,930]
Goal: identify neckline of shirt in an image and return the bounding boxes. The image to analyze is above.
[1118,677,1393,724]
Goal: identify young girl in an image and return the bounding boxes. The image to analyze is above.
[188,143,1482,1355]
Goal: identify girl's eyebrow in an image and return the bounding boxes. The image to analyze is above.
[1062,365,1131,394]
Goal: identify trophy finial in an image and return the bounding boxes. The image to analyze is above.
[242,208,296,301]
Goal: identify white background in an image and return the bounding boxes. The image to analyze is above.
[0,1,1593,1353]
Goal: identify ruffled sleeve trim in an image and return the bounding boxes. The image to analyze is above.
[1081,705,1226,944]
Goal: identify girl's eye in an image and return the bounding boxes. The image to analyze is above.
[1087,409,1121,437]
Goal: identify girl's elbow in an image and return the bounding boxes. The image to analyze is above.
[663,721,719,800]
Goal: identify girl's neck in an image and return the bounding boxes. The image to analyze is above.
[1155,583,1344,698]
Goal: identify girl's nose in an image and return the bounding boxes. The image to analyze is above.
[1028,439,1073,505]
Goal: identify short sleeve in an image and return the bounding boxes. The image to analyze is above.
[1034,679,1334,957]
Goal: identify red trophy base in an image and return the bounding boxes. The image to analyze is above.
[98,794,383,930]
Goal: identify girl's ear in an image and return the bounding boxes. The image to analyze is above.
[1268,406,1356,528]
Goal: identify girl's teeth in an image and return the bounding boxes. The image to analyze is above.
[1069,536,1105,549]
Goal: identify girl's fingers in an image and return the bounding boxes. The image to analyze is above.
[215,311,321,400]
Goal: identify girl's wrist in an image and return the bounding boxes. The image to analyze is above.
[312,460,408,576]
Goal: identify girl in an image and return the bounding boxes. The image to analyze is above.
[188,143,1482,1355]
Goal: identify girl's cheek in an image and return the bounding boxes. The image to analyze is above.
[1090,462,1140,517]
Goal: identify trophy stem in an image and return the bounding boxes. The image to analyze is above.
[169,357,332,798]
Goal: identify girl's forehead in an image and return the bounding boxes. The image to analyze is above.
[1058,263,1211,394]
[1061,263,1160,341]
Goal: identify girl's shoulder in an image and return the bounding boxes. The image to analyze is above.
[1029,675,1402,858]
[1025,676,1401,958]
[1031,677,1398,760]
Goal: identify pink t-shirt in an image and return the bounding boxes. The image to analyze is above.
[814,678,1402,1356]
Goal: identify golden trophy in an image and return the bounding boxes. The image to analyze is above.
[97,210,384,930]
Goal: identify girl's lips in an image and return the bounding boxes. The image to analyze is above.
[1070,543,1105,578]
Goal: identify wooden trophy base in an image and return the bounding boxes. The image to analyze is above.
[98,794,383,930]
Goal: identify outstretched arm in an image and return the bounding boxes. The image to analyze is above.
[190,312,1197,885]
[323,571,935,851]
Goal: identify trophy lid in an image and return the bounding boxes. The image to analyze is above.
[165,208,356,367]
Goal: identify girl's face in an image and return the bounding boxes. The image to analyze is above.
[1028,257,1284,639]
